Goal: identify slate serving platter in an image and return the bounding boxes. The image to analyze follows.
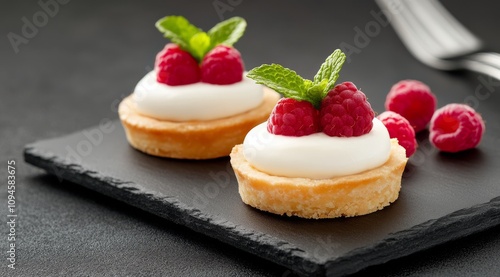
[24,118,500,276]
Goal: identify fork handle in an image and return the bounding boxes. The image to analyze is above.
[463,52,500,81]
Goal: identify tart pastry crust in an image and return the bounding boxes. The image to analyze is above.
[119,87,279,159]
[230,139,408,219]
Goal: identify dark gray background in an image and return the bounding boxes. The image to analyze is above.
[2,0,500,276]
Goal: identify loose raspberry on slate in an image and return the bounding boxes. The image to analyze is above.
[429,104,485,153]
[155,43,201,86]
[201,45,244,85]
[377,111,417,157]
[385,80,437,132]
[320,82,375,137]
[267,98,320,137]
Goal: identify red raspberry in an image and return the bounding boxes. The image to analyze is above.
[155,43,200,86]
[267,98,319,137]
[385,80,437,132]
[377,111,417,157]
[320,82,375,137]
[429,104,485,153]
[201,45,244,85]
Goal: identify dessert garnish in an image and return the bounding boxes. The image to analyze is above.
[381,79,485,153]
[385,80,437,132]
[378,111,417,157]
[155,16,246,85]
[247,49,376,138]
[429,103,485,153]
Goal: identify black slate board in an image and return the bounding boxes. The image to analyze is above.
[24,120,500,276]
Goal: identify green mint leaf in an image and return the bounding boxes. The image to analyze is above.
[208,17,247,48]
[313,49,346,96]
[155,16,202,51]
[248,49,347,107]
[305,79,328,108]
[247,64,307,100]
[189,32,211,61]
[303,79,313,91]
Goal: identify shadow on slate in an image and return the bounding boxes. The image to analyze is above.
[24,120,500,276]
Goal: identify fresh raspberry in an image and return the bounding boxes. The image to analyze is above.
[385,80,437,132]
[320,82,375,137]
[201,45,244,85]
[267,98,319,137]
[429,104,485,153]
[155,43,200,86]
[377,111,417,157]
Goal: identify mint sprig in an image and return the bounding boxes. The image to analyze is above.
[247,49,346,108]
[247,64,307,101]
[208,17,247,50]
[155,16,201,52]
[155,16,247,61]
[313,49,346,97]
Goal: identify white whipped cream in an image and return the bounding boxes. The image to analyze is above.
[133,71,264,121]
[243,118,391,179]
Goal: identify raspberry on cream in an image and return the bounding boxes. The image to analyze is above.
[242,118,391,179]
[267,98,319,136]
[321,82,374,137]
[133,71,264,121]
[201,45,244,85]
[155,44,201,86]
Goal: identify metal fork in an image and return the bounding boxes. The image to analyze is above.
[376,0,500,80]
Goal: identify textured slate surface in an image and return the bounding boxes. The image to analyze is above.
[24,118,500,276]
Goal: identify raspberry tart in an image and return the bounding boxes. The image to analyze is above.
[119,16,279,159]
[230,50,408,219]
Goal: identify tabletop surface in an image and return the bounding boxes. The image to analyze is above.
[2,0,500,276]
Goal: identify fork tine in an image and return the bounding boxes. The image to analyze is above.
[377,0,482,69]
[406,0,481,55]
[382,0,443,58]
[424,0,482,47]
[405,0,462,54]
[378,0,500,79]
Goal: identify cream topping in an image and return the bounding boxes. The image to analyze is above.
[133,71,264,121]
[243,118,391,179]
